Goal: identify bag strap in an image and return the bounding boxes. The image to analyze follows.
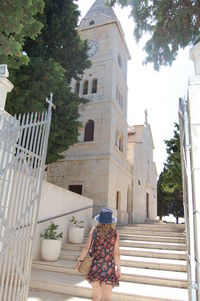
[88,228,96,255]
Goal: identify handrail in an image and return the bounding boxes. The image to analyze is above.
[37,205,93,224]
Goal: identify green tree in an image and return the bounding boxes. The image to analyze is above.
[0,0,44,68]
[157,123,184,223]
[157,170,170,221]
[6,0,90,163]
[24,0,89,82]
[109,0,200,70]
[163,123,182,191]
[168,188,184,224]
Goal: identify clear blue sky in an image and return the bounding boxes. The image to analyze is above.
[78,0,195,175]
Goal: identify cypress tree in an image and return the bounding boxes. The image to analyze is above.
[6,0,91,163]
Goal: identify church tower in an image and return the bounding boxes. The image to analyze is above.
[47,0,132,222]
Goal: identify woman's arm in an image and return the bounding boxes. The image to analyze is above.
[114,231,121,278]
[75,227,95,271]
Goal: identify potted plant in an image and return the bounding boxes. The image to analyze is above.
[40,221,63,261]
[68,216,84,244]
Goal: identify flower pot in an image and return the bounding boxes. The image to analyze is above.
[68,227,84,244]
[41,239,61,261]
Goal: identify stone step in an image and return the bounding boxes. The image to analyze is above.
[83,233,186,244]
[52,251,187,272]
[32,259,187,288]
[118,223,185,227]
[28,289,91,301]
[119,234,186,243]
[117,229,185,238]
[63,239,186,252]
[119,247,186,260]
[60,246,186,261]
[117,224,185,233]
[120,255,187,272]
[30,269,188,301]
[120,240,186,251]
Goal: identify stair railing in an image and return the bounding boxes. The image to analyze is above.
[37,205,93,224]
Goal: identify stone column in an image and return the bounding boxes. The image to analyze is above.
[0,65,14,253]
[189,42,200,299]
[0,65,14,110]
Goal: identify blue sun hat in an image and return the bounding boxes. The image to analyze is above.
[94,208,117,224]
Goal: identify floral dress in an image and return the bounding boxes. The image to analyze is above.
[86,228,119,287]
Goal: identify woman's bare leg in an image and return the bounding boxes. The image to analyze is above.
[101,284,113,301]
[92,281,101,301]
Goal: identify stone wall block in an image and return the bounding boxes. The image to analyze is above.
[190,125,200,169]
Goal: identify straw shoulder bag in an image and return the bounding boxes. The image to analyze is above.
[78,228,96,276]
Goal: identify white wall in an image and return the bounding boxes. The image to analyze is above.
[33,181,93,260]
[188,42,200,299]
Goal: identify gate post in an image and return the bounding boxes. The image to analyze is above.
[188,42,200,300]
[0,65,14,110]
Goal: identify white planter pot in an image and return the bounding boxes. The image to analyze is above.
[68,227,84,244]
[41,239,61,261]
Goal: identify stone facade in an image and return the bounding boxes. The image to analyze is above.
[47,0,157,224]
[127,124,157,223]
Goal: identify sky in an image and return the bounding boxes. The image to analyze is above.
[78,0,195,176]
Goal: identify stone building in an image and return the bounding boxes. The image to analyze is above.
[47,0,157,223]
[127,116,157,223]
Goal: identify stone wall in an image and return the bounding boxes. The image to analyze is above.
[33,181,93,260]
[47,158,109,207]
[107,156,131,224]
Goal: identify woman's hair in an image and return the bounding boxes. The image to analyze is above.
[96,223,116,238]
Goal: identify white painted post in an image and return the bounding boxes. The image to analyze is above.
[0,65,14,110]
[0,65,14,255]
[189,42,200,300]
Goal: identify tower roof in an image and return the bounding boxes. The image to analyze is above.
[79,0,131,60]
[79,0,118,29]
[84,0,117,20]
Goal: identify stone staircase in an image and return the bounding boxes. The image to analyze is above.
[28,223,188,301]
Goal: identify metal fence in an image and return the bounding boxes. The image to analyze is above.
[179,98,197,301]
[0,94,53,301]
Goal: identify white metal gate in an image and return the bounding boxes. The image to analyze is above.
[0,94,53,301]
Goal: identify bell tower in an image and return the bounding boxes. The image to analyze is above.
[48,0,132,222]
[71,0,131,158]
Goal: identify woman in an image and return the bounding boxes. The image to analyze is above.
[76,208,121,301]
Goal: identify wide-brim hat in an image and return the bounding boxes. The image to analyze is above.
[94,208,117,224]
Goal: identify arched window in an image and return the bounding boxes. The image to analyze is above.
[119,135,123,152]
[89,20,95,26]
[75,81,80,95]
[92,78,98,93]
[83,80,89,95]
[84,120,94,142]
[118,55,122,67]
[116,191,121,210]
